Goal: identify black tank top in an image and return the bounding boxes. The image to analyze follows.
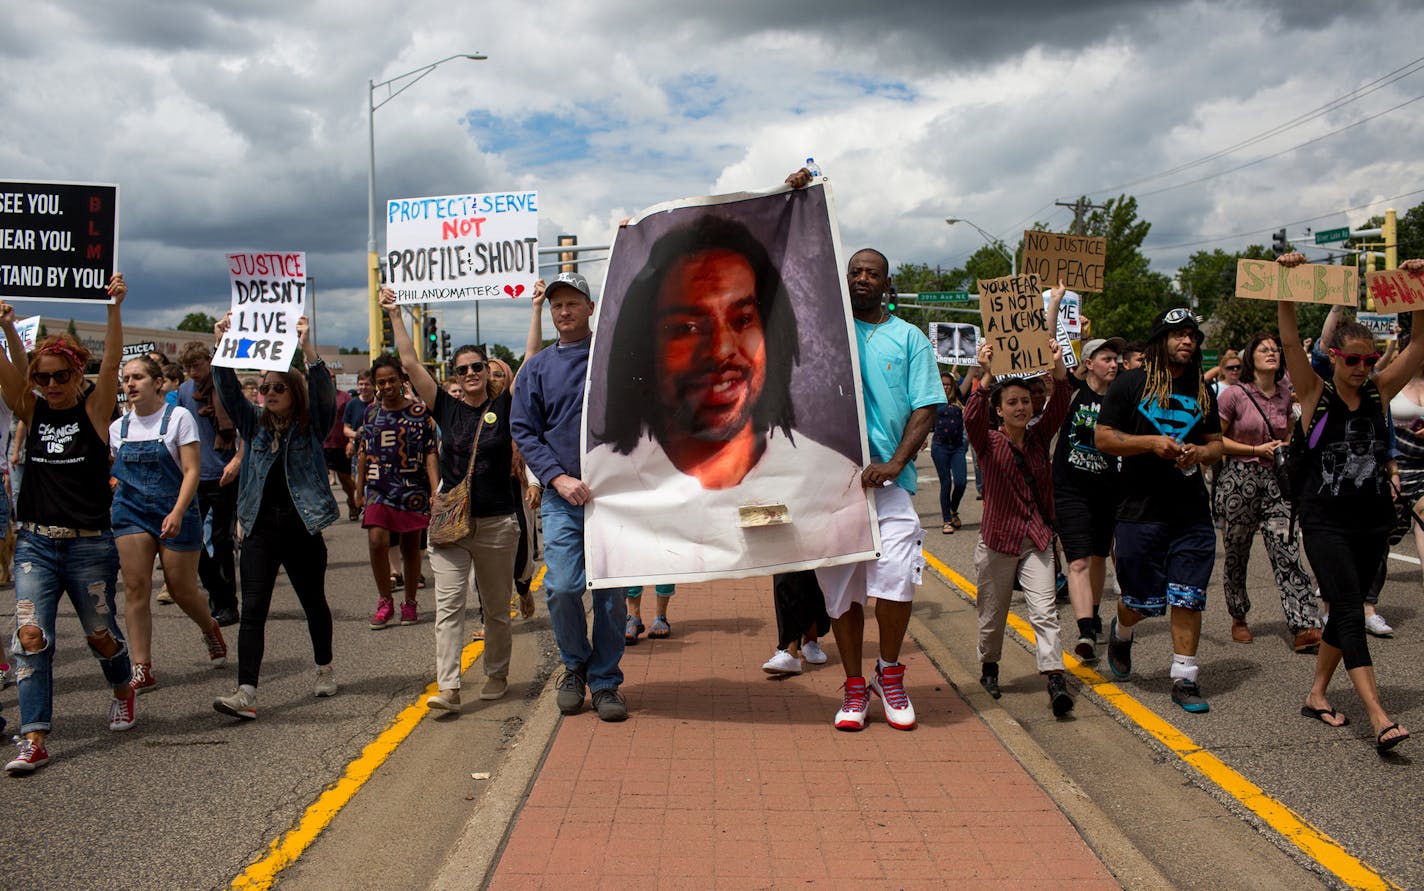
[19,393,113,530]
[1299,381,1393,532]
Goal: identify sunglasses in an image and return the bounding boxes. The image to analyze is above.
[33,369,75,386]
[1328,348,1381,368]
[1223,364,1242,372]
[258,381,289,395]
[452,361,487,376]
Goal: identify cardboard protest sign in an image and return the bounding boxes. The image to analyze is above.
[582,182,879,587]
[0,180,118,304]
[1021,230,1106,293]
[385,191,539,305]
[930,322,979,365]
[214,252,306,372]
[1366,268,1424,312]
[1235,259,1357,306]
[1356,312,1398,341]
[979,273,1054,377]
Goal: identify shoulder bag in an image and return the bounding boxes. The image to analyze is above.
[428,412,486,547]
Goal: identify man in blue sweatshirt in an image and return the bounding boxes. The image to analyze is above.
[511,271,628,721]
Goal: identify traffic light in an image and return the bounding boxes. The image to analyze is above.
[886,285,897,313]
[558,234,578,273]
[1272,228,1288,258]
[380,314,394,353]
[424,317,439,356]
[440,331,451,361]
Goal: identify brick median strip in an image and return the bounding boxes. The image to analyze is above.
[487,576,1117,888]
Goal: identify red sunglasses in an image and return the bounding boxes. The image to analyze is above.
[1328,348,1381,368]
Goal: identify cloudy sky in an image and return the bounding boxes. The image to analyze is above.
[4,0,1422,350]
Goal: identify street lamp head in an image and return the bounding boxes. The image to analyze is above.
[945,218,960,225]
[463,53,488,60]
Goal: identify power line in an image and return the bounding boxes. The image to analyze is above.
[1130,92,1424,199]
[1144,185,1424,252]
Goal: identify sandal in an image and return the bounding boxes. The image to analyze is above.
[625,615,644,644]
[1377,723,1410,754]
[648,616,671,639]
[941,522,955,535]
[470,624,485,642]
[391,573,404,590]
[950,513,962,529]
[418,574,427,589]
[519,590,536,619]
[1300,705,1349,727]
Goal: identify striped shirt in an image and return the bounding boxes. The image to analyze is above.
[964,380,1072,554]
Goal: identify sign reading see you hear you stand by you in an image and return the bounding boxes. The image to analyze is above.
[1020,230,1105,293]
[1234,259,1357,305]
[214,252,306,373]
[0,180,118,303]
[979,273,1054,377]
[386,190,538,305]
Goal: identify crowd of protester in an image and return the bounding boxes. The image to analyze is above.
[2,171,1420,772]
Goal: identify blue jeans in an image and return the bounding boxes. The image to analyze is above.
[541,494,625,693]
[931,442,968,522]
[11,529,129,734]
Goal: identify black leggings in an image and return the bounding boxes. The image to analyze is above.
[237,509,332,688]
[773,571,830,650]
[1301,523,1387,671]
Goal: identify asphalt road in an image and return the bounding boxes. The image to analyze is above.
[913,452,1422,891]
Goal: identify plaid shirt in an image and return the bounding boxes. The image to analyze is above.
[965,381,1071,554]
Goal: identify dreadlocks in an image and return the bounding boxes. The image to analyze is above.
[1141,337,1210,411]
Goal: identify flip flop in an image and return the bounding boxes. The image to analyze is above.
[648,616,671,639]
[1300,705,1349,727]
[1377,723,1410,754]
[941,522,955,535]
[625,615,644,644]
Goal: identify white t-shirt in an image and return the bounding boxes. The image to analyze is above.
[109,404,200,465]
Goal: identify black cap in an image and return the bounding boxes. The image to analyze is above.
[1148,307,1203,344]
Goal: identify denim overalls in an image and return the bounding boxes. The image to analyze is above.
[111,404,202,551]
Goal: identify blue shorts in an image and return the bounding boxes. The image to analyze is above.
[1114,520,1215,617]
[112,499,203,552]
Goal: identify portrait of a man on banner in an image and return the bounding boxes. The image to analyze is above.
[583,183,878,587]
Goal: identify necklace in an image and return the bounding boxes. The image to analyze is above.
[863,310,889,342]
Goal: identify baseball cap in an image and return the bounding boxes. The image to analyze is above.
[1147,307,1203,343]
[545,271,591,300]
[1082,337,1126,359]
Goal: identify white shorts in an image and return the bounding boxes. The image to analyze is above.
[815,484,926,619]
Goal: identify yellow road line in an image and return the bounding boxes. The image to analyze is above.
[231,566,546,891]
[922,550,1398,891]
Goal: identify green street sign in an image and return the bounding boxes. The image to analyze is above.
[1315,226,1351,245]
[919,291,973,304]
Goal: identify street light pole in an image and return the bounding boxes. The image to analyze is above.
[367,53,487,358]
[945,218,1016,275]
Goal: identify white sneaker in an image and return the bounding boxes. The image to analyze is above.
[869,661,916,730]
[1365,614,1394,637]
[762,649,802,675]
[214,687,257,720]
[802,641,828,664]
[314,665,338,697]
[426,689,461,711]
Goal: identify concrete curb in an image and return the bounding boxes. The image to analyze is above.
[909,613,1173,891]
[429,657,565,891]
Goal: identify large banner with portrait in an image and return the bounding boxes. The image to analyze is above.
[582,182,879,587]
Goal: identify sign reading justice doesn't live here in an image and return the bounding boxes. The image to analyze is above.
[214,251,306,373]
[0,180,119,304]
[386,190,539,305]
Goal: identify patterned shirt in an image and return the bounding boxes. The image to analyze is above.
[965,380,1071,554]
[359,401,437,515]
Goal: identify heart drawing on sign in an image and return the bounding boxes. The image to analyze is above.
[503,284,526,298]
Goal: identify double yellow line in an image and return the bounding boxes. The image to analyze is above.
[922,550,1398,891]
[231,568,544,890]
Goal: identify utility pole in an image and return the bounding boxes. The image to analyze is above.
[1055,196,1110,235]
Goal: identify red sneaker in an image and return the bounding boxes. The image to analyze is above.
[5,738,50,773]
[835,677,870,731]
[870,661,916,730]
[203,620,228,666]
[399,600,419,626]
[370,597,396,630]
[109,688,136,731]
[129,662,158,695]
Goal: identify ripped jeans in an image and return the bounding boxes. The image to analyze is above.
[10,528,128,734]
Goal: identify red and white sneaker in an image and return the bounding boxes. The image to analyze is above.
[5,737,50,774]
[109,688,137,731]
[870,661,916,730]
[129,661,158,695]
[203,620,228,666]
[370,597,396,630]
[835,676,870,731]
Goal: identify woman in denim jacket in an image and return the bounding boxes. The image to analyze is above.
[209,314,341,721]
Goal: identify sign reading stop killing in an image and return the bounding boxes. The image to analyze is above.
[214,251,306,372]
[0,179,119,303]
[385,190,539,304]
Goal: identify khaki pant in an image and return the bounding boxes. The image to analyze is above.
[431,513,519,690]
[974,536,1064,673]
